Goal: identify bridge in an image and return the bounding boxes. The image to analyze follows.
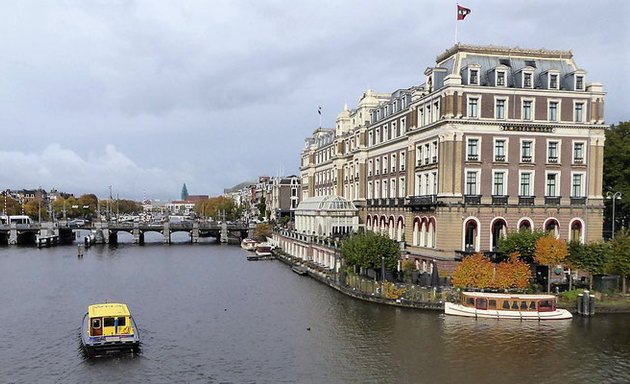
[0,221,252,246]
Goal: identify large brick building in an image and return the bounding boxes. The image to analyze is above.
[299,44,607,270]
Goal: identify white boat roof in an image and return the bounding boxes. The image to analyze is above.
[462,292,556,300]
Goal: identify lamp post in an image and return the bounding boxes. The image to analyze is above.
[606,191,622,239]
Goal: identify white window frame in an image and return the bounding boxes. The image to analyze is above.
[519,170,535,197]
[467,95,480,119]
[399,177,406,197]
[522,99,534,121]
[464,169,480,196]
[574,100,586,123]
[547,139,561,164]
[575,75,585,91]
[545,171,560,197]
[493,138,509,162]
[548,71,559,90]
[400,117,407,134]
[496,70,506,87]
[571,172,586,198]
[492,170,508,196]
[466,136,481,161]
[522,71,534,89]
[520,138,535,163]
[469,67,480,85]
[495,97,507,120]
[572,140,586,164]
[548,99,560,122]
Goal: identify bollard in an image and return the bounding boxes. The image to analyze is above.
[77,244,84,258]
[577,289,595,316]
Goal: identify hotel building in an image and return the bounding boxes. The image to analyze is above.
[298,44,607,271]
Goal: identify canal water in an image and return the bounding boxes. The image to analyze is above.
[0,239,628,384]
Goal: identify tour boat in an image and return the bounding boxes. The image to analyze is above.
[81,302,140,355]
[444,292,572,320]
[254,243,273,256]
[240,238,257,251]
[291,265,308,275]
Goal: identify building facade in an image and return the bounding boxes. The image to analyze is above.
[299,44,606,269]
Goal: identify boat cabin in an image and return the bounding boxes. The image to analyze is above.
[462,292,557,312]
[87,303,134,337]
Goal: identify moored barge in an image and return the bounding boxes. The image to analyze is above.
[444,292,572,320]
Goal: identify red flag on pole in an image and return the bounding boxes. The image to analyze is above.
[457,5,471,20]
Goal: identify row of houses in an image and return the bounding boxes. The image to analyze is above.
[289,44,606,271]
[225,176,301,222]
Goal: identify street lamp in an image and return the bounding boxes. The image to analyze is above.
[606,191,622,239]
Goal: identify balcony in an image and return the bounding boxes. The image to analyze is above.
[406,195,437,209]
[494,155,506,162]
[467,154,479,161]
[573,157,584,164]
[545,196,561,205]
[571,196,586,205]
[464,195,481,205]
[492,195,509,205]
[548,156,558,164]
[518,196,535,206]
[521,155,532,163]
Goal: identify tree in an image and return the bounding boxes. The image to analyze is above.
[493,253,531,290]
[341,232,400,277]
[534,235,568,292]
[607,229,630,293]
[255,196,267,221]
[78,194,98,218]
[567,240,609,290]
[195,196,240,221]
[603,121,630,237]
[498,230,545,263]
[114,199,141,215]
[253,223,272,242]
[452,253,494,289]
[1,194,21,215]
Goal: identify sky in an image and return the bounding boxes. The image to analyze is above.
[0,0,627,201]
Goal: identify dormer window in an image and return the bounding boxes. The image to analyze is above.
[464,64,481,86]
[523,72,533,88]
[496,71,506,86]
[470,69,479,85]
[549,73,558,90]
[575,75,584,91]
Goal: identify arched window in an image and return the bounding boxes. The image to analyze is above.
[570,220,583,243]
[545,219,560,238]
[413,218,421,246]
[396,217,404,242]
[491,219,507,251]
[464,220,478,252]
[518,219,532,232]
[428,218,436,248]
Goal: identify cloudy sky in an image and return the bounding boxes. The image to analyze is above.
[0,0,627,201]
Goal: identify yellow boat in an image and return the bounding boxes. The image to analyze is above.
[81,302,140,355]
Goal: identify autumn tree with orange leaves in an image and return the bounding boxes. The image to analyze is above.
[534,235,568,293]
[452,253,494,289]
[493,253,531,290]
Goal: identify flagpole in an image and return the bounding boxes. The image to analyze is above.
[455,15,458,44]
